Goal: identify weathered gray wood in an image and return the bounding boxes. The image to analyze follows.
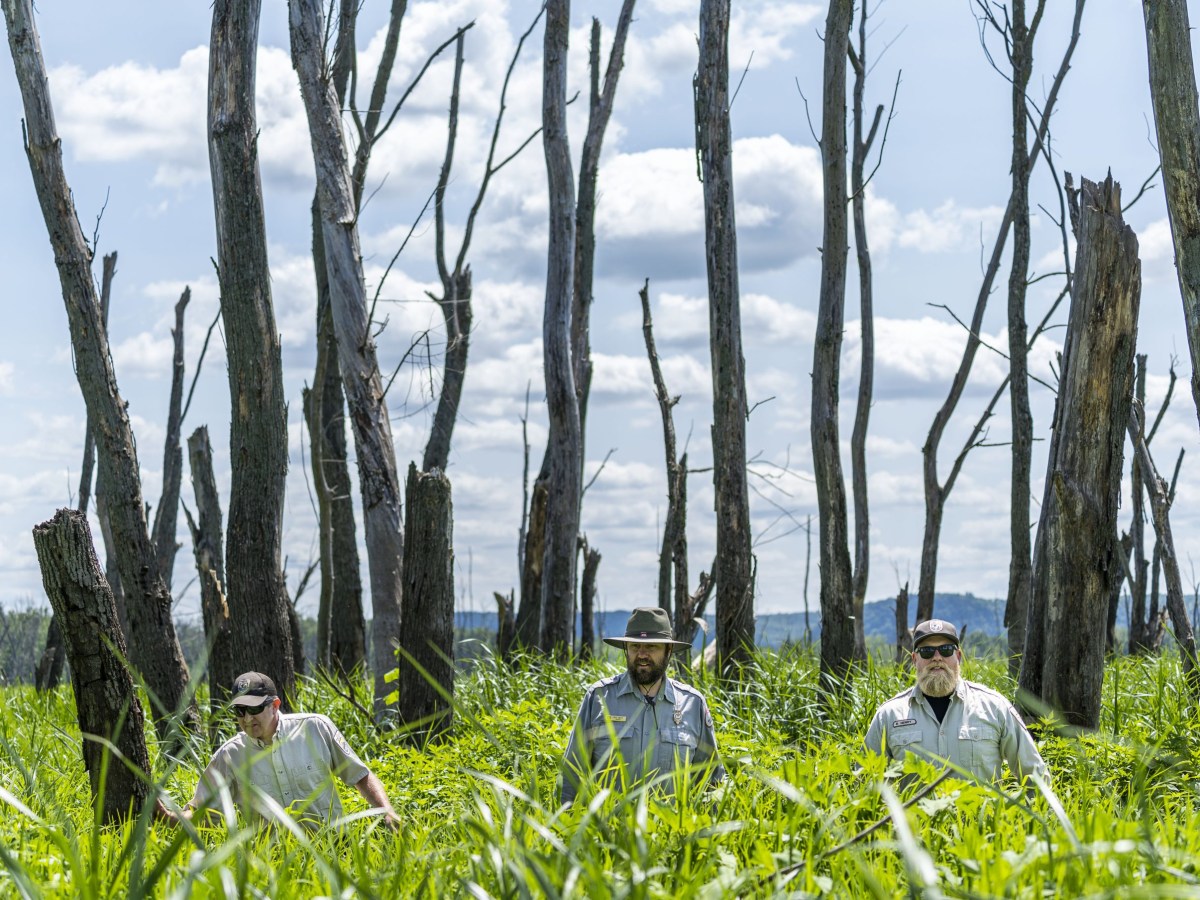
[515,480,548,653]
[578,537,600,661]
[32,509,155,822]
[539,0,582,659]
[697,0,755,676]
[185,427,236,714]
[1144,0,1200,434]
[4,0,195,739]
[208,0,296,703]
[894,583,910,665]
[399,464,454,738]
[1019,174,1140,729]
[494,591,515,661]
[151,288,190,591]
[811,0,855,689]
[1127,356,1160,653]
[34,614,65,692]
[1128,405,1199,699]
[290,0,405,717]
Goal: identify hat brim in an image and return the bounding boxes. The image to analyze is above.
[603,636,692,650]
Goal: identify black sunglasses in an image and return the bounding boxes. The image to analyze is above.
[916,644,957,659]
[231,698,274,718]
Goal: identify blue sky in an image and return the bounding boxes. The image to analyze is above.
[1,0,1195,624]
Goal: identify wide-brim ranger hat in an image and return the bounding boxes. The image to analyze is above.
[603,607,692,650]
[229,671,278,706]
[912,619,960,648]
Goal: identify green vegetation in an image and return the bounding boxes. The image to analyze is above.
[1,648,1199,897]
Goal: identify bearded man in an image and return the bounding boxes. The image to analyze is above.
[560,607,723,804]
[864,619,1047,784]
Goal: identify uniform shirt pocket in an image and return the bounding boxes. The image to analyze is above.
[958,723,1002,778]
[653,726,698,771]
[888,728,924,762]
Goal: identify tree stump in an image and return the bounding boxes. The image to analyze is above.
[399,464,455,739]
[32,509,155,822]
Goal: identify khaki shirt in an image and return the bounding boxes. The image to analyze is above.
[561,671,723,804]
[864,679,1046,783]
[191,712,370,828]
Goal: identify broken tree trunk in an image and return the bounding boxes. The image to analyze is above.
[399,464,454,740]
[1019,174,1140,729]
[579,537,601,662]
[150,288,190,591]
[32,509,156,823]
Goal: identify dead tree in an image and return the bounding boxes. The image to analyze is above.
[537,0,582,659]
[1144,0,1200,434]
[579,537,601,661]
[697,0,755,677]
[1126,356,1162,652]
[894,582,910,664]
[811,0,855,690]
[150,288,190,590]
[516,2,635,655]
[494,591,515,661]
[209,0,296,703]
[1019,174,1140,729]
[290,0,405,718]
[1128,404,1199,700]
[972,0,1047,670]
[848,1,893,659]
[185,426,237,710]
[32,509,158,822]
[398,464,454,740]
[917,0,1085,625]
[4,0,196,739]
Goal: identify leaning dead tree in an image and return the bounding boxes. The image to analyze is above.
[1144,0,1200,434]
[290,0,405,718]
[1128,403,1199,700]
[150,288,191,591]
[917,0,1084,627]
[811,0,855,688]
[32,509,158,823]
[697,0,755,676]
[537,0,582,658]
[209,0,296,703]
[1019,174,1140,730]
[4,0,196,739]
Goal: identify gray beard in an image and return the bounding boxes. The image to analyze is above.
[917,668,958,698]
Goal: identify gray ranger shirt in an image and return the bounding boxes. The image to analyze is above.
[561,671,723,804]
[864,679,1047,783]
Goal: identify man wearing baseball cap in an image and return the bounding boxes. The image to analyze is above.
[178,672,400,831]
[864,619,1046,784]
[560,607,723,804]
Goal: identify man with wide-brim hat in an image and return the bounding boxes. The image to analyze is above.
[561,607,723,804]
[864,619,1046,784]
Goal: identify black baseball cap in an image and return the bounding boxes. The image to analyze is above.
[912,619,960,647]
[230,671,278,706]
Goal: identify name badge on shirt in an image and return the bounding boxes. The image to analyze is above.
[609,715,626,722]
[892,718,917,728]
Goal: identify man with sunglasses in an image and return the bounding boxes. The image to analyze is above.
[864,619,1046,784]
[179,672,400,831]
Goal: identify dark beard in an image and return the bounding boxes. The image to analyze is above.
[627,655,667,687]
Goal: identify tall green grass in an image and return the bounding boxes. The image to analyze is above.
[1,649,1199,897]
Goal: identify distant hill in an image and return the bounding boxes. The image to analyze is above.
[452,593,1074,650]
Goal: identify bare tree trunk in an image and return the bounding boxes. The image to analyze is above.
[1129,406,1200,700]
[579,537,600,662]
[1128,355,1152,653]
[34,615,65,692]
[895,582,910,664]
[1144,0,1200,434]
[697,0,754,677]
[917,0,1084,624]
[398,464,454,739]
[848,1,884,661]
[151,289,190,590]
[1019,174,1139,729]
[186,427,236,712]
[1002,0,1040,675]
[307,202,367,677]
[290,0,405,718]
[4,0,196,740]
[32,509,157,822]
[538,0,582,659]
[515,480,548,651]
[209,0,296,704]
[811,0,855,689]
[495,591,515,661]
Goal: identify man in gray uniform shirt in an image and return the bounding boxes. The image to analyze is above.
[561,608,723,804]
[176,672,400,831]
[865,619,1046,784]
